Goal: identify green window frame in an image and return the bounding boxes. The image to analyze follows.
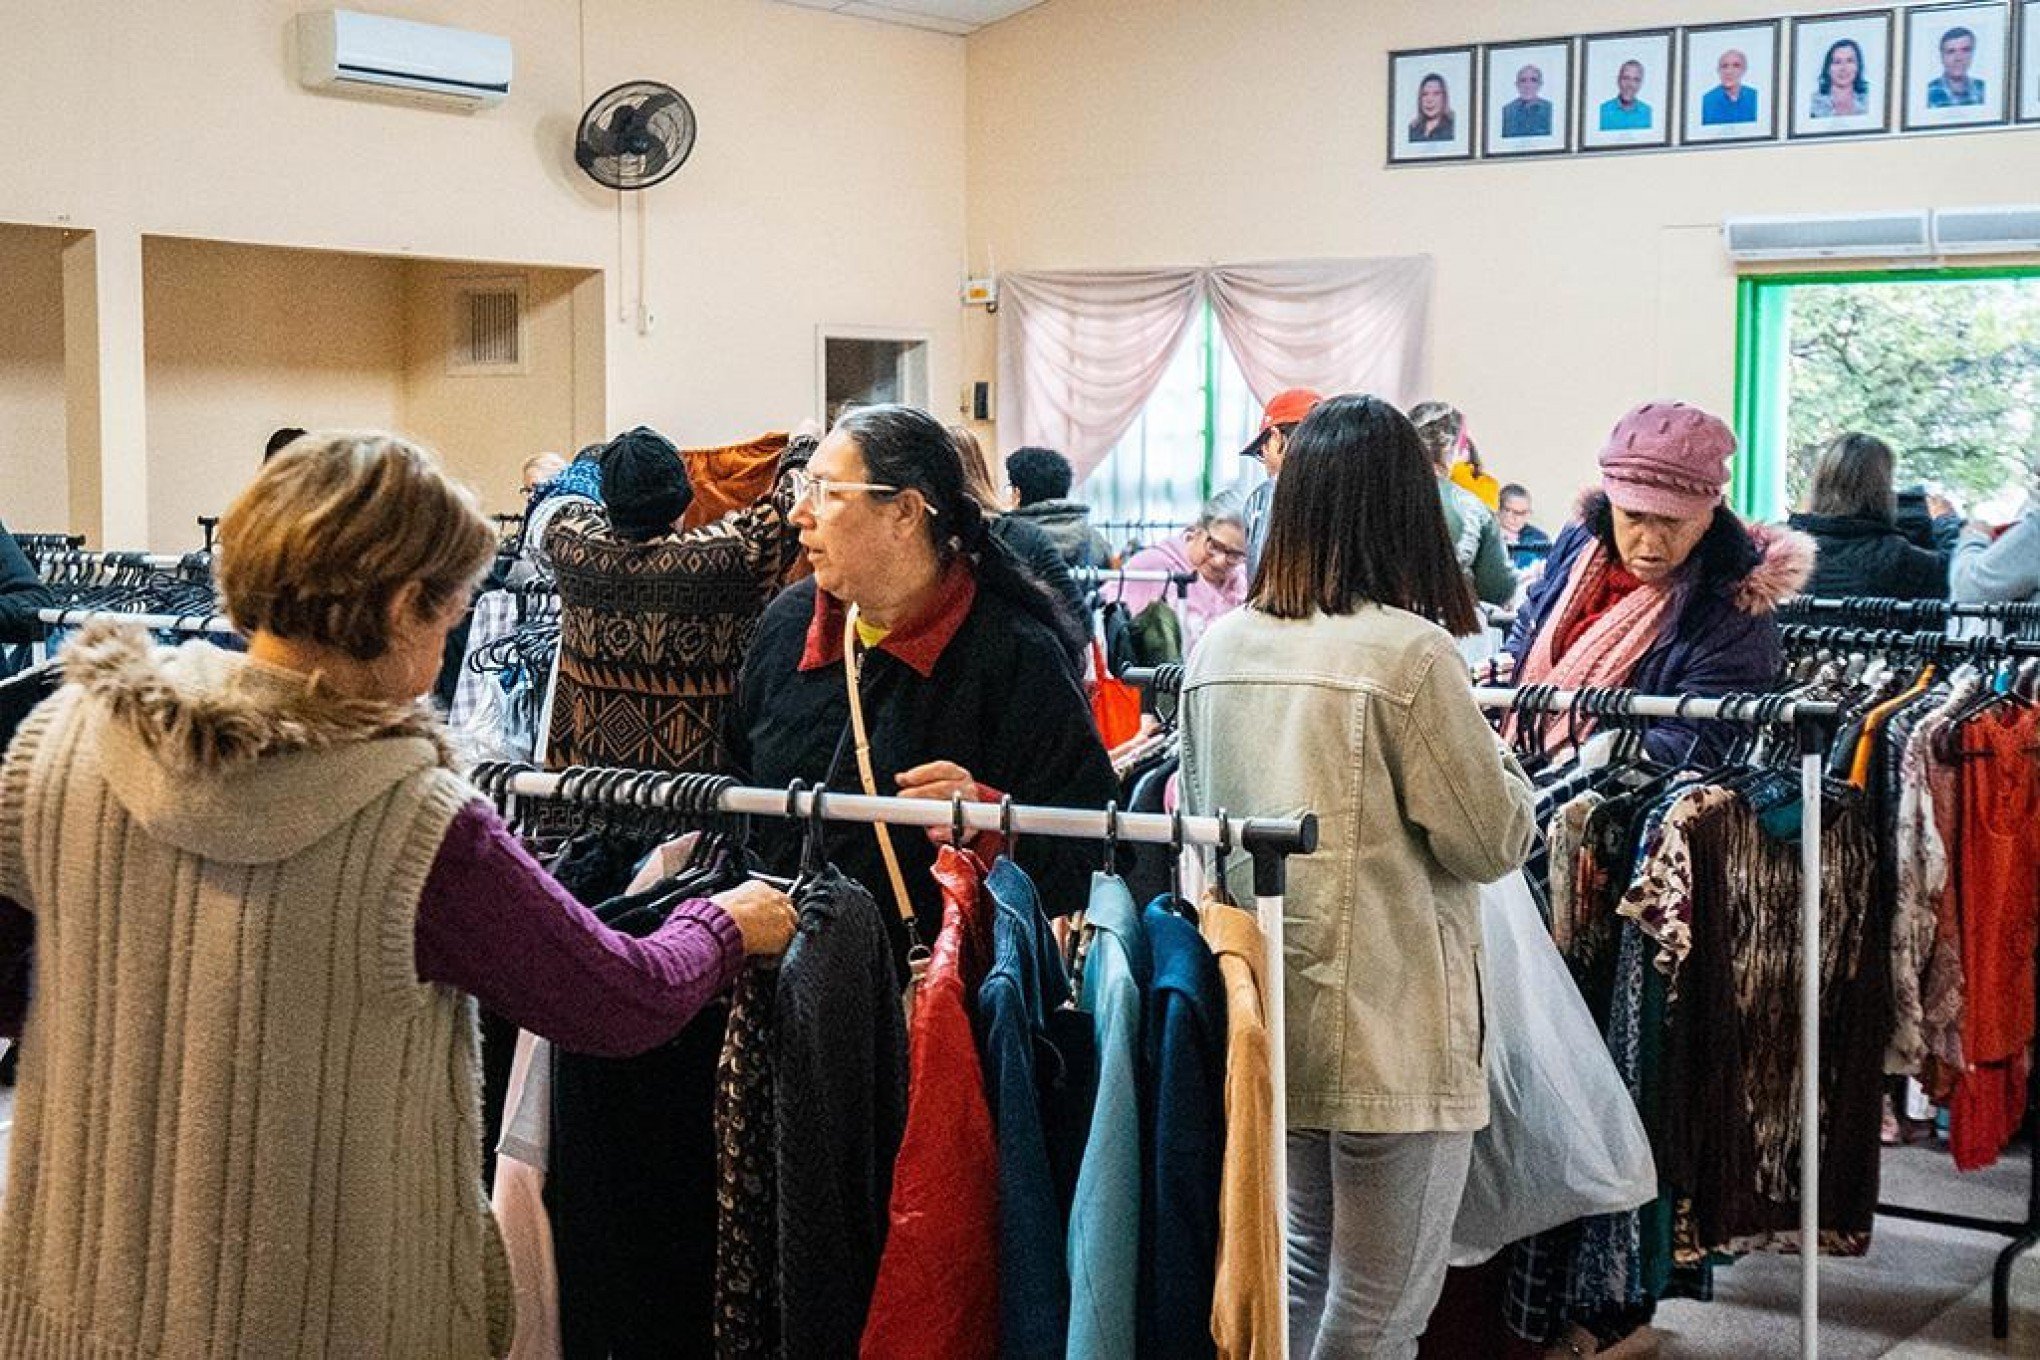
[1731,263,2040,521]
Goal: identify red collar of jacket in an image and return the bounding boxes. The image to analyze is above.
[798,559,978,679]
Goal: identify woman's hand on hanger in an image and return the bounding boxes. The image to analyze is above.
[896,760,987,845]
[714,880,799,958]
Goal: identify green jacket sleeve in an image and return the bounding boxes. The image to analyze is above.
[1471,514,1515,607]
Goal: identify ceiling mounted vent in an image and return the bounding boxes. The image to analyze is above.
[1932,205,2040,256]
[1722,211,1932,262]
[449,278,527,376]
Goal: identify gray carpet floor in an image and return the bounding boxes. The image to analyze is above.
[1657,1143,2035,1359]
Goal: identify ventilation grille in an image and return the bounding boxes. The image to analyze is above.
[1723,212,1932,261]
[448,277,528,375]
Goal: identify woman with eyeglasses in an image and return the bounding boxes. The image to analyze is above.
[1102,494,1251,654]
[728,403,1115,943]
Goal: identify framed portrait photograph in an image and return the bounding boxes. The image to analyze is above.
[1483,38,1573,157]
[1579,29,1675,151]
[1388,47,1476,164]
[1681,20,1781,145]
[1790,9,1893,139]
[2015,0,2040,122]
[1903,1,2010,130]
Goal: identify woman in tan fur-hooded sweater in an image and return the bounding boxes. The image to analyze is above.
[0,433,796,1357]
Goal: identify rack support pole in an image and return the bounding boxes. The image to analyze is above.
[1796,708,1836,1360]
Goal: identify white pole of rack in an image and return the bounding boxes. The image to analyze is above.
[501,771,1307,851]
[1071,569,1195,585]
[1256,881,1291,1360]
[1800,734,1823,1360]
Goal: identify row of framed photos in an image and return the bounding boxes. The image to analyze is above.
[1389,0,2040,163]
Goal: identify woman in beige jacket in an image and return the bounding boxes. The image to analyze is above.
[1183,394,1536,1360]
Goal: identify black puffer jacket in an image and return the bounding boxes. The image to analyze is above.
[1787,512,1949,600]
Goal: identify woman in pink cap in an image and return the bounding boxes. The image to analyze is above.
[1503,401,1813,763]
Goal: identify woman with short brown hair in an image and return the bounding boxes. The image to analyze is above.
[0,431,793,1358]
[1788,431,1951,600]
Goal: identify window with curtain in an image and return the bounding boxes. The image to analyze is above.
[1081,306,1262,546]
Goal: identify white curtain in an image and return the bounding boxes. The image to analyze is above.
[1207,257,1432,409]
[995,268,1204,485]
[996,257,1432,483]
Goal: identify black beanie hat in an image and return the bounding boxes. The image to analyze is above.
[599,425,693,541]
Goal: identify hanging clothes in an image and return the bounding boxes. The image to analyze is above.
[977,857,1078,1360]
[1066,873,1152,1360]
[773,868,910,1356]
[1139,899,1227,1360]
[714,961,781,1358]
[862,846,1000,1359]
[1200,899,1282,1360]
[494,1031,562,1360]
[548,892,727,1359]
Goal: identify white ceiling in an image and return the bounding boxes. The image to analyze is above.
[771,0,1048,38]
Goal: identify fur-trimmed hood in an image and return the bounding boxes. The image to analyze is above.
[1569,489,1814,616]
[58,620,453,864]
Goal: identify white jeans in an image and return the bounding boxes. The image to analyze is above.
[1286,1128,1474,1360]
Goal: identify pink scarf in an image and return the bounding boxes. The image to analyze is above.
[1511,540,1675,753]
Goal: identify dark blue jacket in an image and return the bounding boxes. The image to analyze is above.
[1505,494,1812,764]
[978,858,1075,1360]
[1138,901,1227,1360]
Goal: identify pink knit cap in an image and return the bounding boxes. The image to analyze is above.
[1597,401,1735,519]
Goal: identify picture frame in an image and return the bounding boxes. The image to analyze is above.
[1903,1,2011,130]
[1578,29,1676,151]
[1482,37,1574,157]
[2015,0,2039,121]
[1388,46,1477,164]
[1681,19,1781,145]
[1790,9,1894,139]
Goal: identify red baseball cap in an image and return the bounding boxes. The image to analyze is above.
[1240,387,1323,458]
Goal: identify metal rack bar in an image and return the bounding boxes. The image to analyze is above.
[35,608,235,636]
[1072,568,1196,587]
[499,769,1316,858]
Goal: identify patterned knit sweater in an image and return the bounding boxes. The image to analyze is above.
[541,438,809,772]
[0,622,512,1358]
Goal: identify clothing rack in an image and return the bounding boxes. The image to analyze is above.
[1122,667,1845,1355]
[10,533,86,566]
[1779,625,2040,664]
[1781,597,2040,628]
[34,606,236,637]
[1783,621,2040,1338]
[1467,685,1838,1359]
[476,763,1318,1356]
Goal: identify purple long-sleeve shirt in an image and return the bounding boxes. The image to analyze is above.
[0,801,745,1057]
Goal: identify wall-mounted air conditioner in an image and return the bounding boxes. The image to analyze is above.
[1721,211,1932,262]
[1932,205,2040,256]
[297,9,512,110]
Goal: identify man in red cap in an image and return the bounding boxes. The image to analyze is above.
[1239,387,1322,577]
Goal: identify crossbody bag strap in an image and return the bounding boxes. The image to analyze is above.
[843,603,919,925]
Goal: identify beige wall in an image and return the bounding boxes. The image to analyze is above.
[4,0,967,547]
[965,0,2040,519]
[400,261,600,518]
[143,238,408,550]
[0,226,70,534]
